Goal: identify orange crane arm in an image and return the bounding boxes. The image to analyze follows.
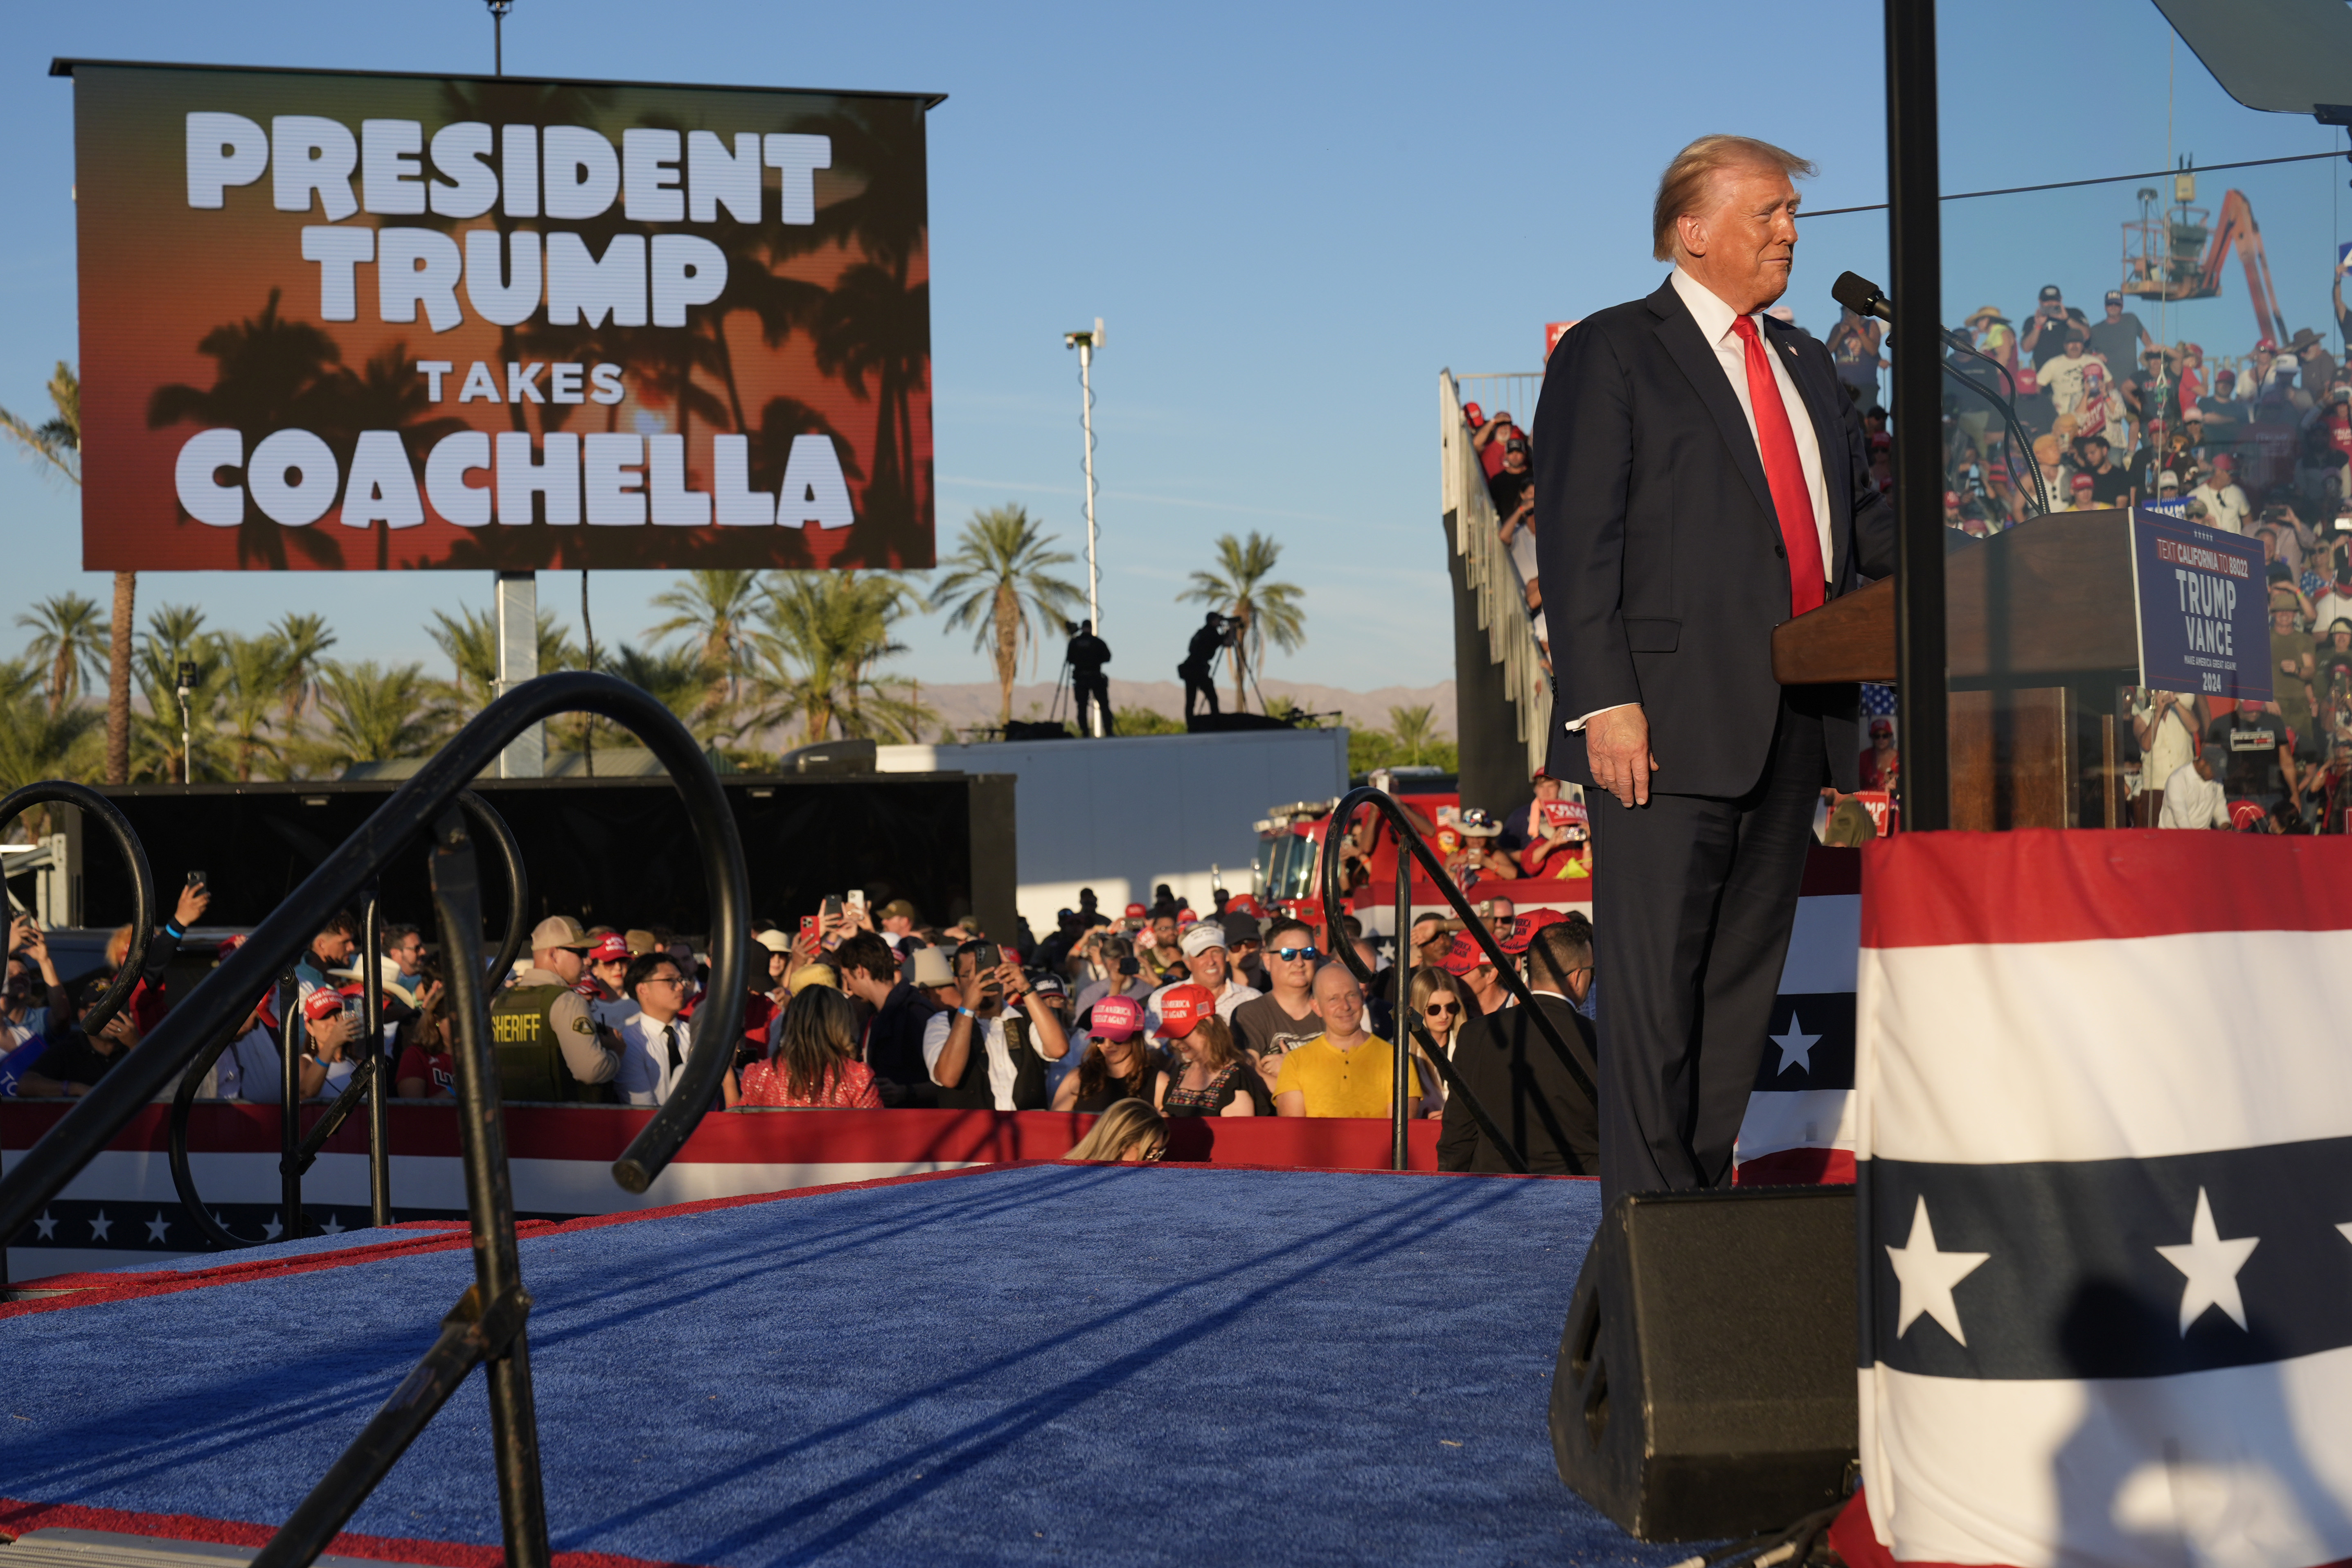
[2200,189,2291,347]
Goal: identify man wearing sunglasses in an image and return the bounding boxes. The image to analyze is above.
[613,952,701,1106]
[1228,917,1326,1077]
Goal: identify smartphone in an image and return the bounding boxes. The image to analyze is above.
[973,942,1000,971]
[187,870,207,888]
[847,890,865,918]
[799,915,818,939]
[820,895,843,921]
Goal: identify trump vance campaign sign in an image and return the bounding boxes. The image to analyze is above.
[61,60,938,572]
[2129,504,2271,705]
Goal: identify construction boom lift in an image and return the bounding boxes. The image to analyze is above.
[2120,164,2291,347]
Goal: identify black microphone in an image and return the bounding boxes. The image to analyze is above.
[1832,270,1892,325]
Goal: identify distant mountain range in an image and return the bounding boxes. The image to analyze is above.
[906,677,1458,739]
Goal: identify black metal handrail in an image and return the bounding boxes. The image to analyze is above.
[0,781,159,1040]
[1320,785,1596,1174]
[165,791,531,1252]
[0,671,751,1568]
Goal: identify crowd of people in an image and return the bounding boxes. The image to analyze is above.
[0,872,1605,1174]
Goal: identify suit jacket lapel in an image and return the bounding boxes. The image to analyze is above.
[1649,283,1776,523]
[1766,317,1855,587]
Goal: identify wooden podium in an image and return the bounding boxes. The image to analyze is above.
[1771,509,2140,830]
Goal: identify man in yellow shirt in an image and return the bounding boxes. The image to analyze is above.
[1274,965,1426,1117]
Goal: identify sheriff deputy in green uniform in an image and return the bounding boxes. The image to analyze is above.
[489,915,625,1102]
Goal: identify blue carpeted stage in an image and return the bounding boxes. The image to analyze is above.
[0,1165,1692,1566]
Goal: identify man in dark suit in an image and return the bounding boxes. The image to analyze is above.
[1436,917,1601,1175]
[1532,135,1895,1205]
[834,930,940,1107]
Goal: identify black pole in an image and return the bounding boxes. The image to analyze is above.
[279,972,304,1238]
[427,809,550,1568]
[1886,0,1949,831]
[362,893,392,1228]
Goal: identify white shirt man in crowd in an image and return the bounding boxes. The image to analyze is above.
[2190,455,2251,534]
[2158,750,2231,829]
[613,952,696,1104]
[1146,921,1260,1026]
[923,943,1070,1111]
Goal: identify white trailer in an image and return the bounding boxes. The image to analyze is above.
[876,728,1349,937]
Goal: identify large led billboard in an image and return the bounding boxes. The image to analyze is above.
[59,60,939,571]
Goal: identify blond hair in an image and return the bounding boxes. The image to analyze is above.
[1651,135,1817,262]
[1065,1098,1167,1162]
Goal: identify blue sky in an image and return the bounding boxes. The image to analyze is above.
[2,0,2344,700]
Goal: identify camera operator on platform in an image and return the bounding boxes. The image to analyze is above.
[1066,619,1115,736]
[1180,612,1232,719]
[1534,134,1893,1206]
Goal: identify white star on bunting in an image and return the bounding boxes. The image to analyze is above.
[262,1212,284,1241]
[2156,1186,2260,1336]
[144,1212,171,1244]
[1770,1016,1820,1076]
[320,1212,345,1236]
[87,1210,112,1242]
[1886,1196,1989,1345]
[33,1210,56,1241]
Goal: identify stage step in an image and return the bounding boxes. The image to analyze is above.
[0,1532,424,1568]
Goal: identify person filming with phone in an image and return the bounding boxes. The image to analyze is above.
[925,940,1069,1110]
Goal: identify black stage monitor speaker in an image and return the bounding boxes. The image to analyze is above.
[1550,1185,1855,1540]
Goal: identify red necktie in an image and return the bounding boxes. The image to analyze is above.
[1731,315,1827,617]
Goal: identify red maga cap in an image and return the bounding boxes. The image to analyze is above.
[1437,932,1491,975]
[1153,983,1216,1039]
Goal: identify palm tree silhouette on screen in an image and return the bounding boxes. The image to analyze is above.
[1183,532,1307,713]
[927,505,1083,729]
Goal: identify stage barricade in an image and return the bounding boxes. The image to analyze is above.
[2,1103,1457,1267]
[1841,829,2352,1568]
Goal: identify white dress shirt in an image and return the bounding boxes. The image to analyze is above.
[614,1011,693,1105]
[1569,268,1835,733]
[921,1010,1029,1110]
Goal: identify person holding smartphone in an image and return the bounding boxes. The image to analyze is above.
[924,941,1069,1110]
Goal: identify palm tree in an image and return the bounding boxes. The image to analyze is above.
[268,612,337,737]
[304,661,454,773]
[646,570,764,716]
[926,505,1083,727]
[0,659,104,797]
[428,606,575,712]
[1388,704,1440,766]
[742,572,916,745]
[15,594,106,718]
[0,364,124,783]
[604,642,718,732]
[131,610,225,783]
[218,634,292,782]
[1183,532,1307,713]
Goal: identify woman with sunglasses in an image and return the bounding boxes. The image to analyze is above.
[1406,966,1469,1118]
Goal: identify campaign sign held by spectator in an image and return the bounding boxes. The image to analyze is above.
[63,61,938,572]
[2130,505,2270,703]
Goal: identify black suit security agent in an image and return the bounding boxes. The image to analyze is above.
[1532,135,1895,1206]
[1066,620,1115,737]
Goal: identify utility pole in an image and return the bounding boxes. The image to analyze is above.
[486,0,542,777]
[1063,319,1104,633]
